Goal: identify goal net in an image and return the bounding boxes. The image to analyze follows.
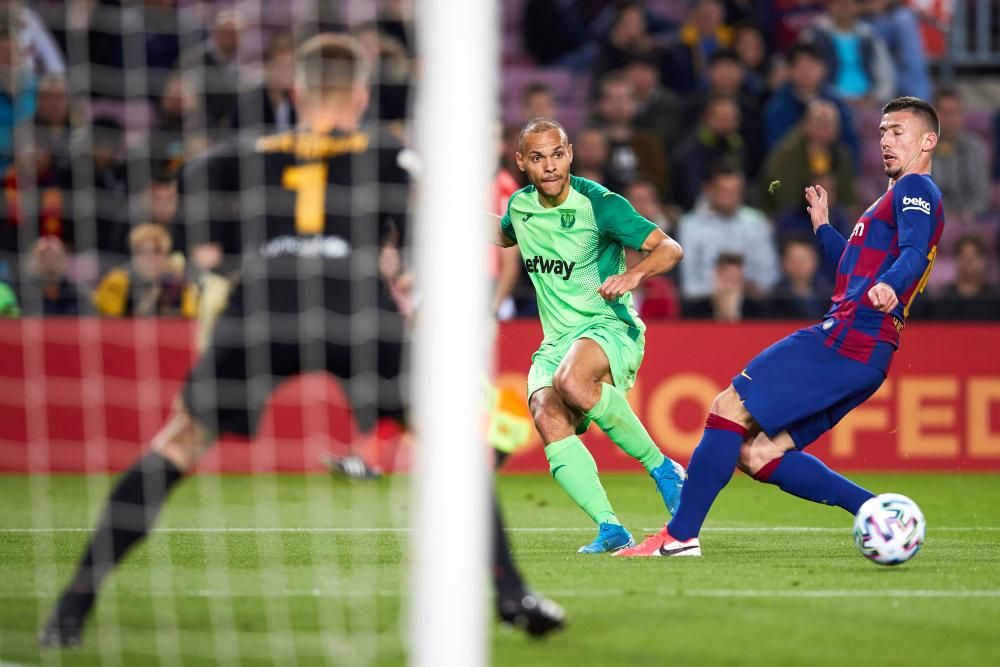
[0,1,493,665]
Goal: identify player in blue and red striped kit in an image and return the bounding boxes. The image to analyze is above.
[619,97,945,557]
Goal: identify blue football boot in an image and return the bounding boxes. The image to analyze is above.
[577,522,635,554]
[651,458,686,515]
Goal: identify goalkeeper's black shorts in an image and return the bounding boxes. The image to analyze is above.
[181,282,408,437]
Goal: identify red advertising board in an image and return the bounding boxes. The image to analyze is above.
[1,319,999,473]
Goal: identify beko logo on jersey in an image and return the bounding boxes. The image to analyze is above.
[902,196,931,215]
[524,256,576,280]
[260,235,351,259]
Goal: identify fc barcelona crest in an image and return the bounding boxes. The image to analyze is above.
[560,209,576,229]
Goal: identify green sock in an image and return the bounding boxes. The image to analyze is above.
[585,383,666,473]
[544,435,619,526]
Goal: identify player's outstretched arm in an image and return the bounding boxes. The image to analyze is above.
[598,228,682,301]
[806,184,847,265]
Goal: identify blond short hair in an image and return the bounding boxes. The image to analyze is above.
[296,33,370,94]
[129,224,172,253]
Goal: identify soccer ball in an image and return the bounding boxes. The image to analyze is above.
[852,493,925,565]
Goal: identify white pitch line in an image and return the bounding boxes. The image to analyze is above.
[2,526,999,534]
[5,589,1000,600]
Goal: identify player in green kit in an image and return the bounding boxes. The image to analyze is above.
[494,118,686,553]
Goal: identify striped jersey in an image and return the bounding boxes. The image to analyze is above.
[815,173,945,371]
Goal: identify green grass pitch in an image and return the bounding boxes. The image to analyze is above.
[2,472,999,666]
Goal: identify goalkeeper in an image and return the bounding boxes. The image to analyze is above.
[41,34,561,647]
[493,117,686,554]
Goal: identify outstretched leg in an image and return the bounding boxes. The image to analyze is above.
[738,432,875,514]
[39,402,214,648]
[616,385,753,557]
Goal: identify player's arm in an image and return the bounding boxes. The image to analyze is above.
[595,191,682,300]
[870,176,937,313]
[598,228,683,301]
[491,212,517,248]
[805,184,847,265]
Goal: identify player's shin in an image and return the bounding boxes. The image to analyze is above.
[544,435,620,526]
[753,450,875,514]
[667,415,747,540]
[585,383,665,472]
[57,451,185,620]
[491,493,525,601]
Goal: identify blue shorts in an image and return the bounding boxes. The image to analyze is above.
[731,327,886,449]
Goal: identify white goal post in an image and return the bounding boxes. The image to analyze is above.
[410,0,498,666]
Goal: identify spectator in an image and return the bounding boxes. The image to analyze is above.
[678,164,778,300]
[931,88,989,221]
[178,8,243,130]
[633,272,681,320]
[492,122,522,320]
[232,31,296,134]
[623,54,683,150]
[622,181,680,319]
[930,235,1000,321]
[672,95,747,211]
[145,72,202,181]
[722,0,760,27]
[862,0,932,101]
[763,43,859,162]
[50,0,124,100]
[18,236,79,315]
[520,82,556,123]
[353,21,412,124]
[760,99,855,214]
[624,179,673,233]
[92,223,196,318]
[1,140,69,259]
[0,22,36,173]
[591,2,660,88]
[685,49,766,177]
[522,0,591,67]
[6,1,64,76]
[500,124,527,188]
[0,274,17,315]
[571,126,616,189]
[766,0,826,54]
[32,73,69,163]
[773,172,852,281]
[766,234,831,319]
[59,116,130,266]
[683,253,765,321]
[732,23,768,98]
[662,0,734,95]
[591,73,669,197]
[141,173,183,253]
[142,0,181,77]
[801,0,894,103]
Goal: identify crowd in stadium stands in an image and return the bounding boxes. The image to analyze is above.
[0,0,997,322]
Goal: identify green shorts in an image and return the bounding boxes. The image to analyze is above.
[527,322,645,400]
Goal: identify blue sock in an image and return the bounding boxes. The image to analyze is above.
[667,415,747,540]
[755,450,875,514]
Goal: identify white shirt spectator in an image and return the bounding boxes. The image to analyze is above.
[679,198,779,300]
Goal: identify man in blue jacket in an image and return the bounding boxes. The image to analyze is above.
[764,43,859,165]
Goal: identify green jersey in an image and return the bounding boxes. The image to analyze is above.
[500,175,657,343]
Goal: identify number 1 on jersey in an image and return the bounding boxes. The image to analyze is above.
[282,163,328,234]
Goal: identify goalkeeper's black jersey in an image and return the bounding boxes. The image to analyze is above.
[178,127,410,315]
